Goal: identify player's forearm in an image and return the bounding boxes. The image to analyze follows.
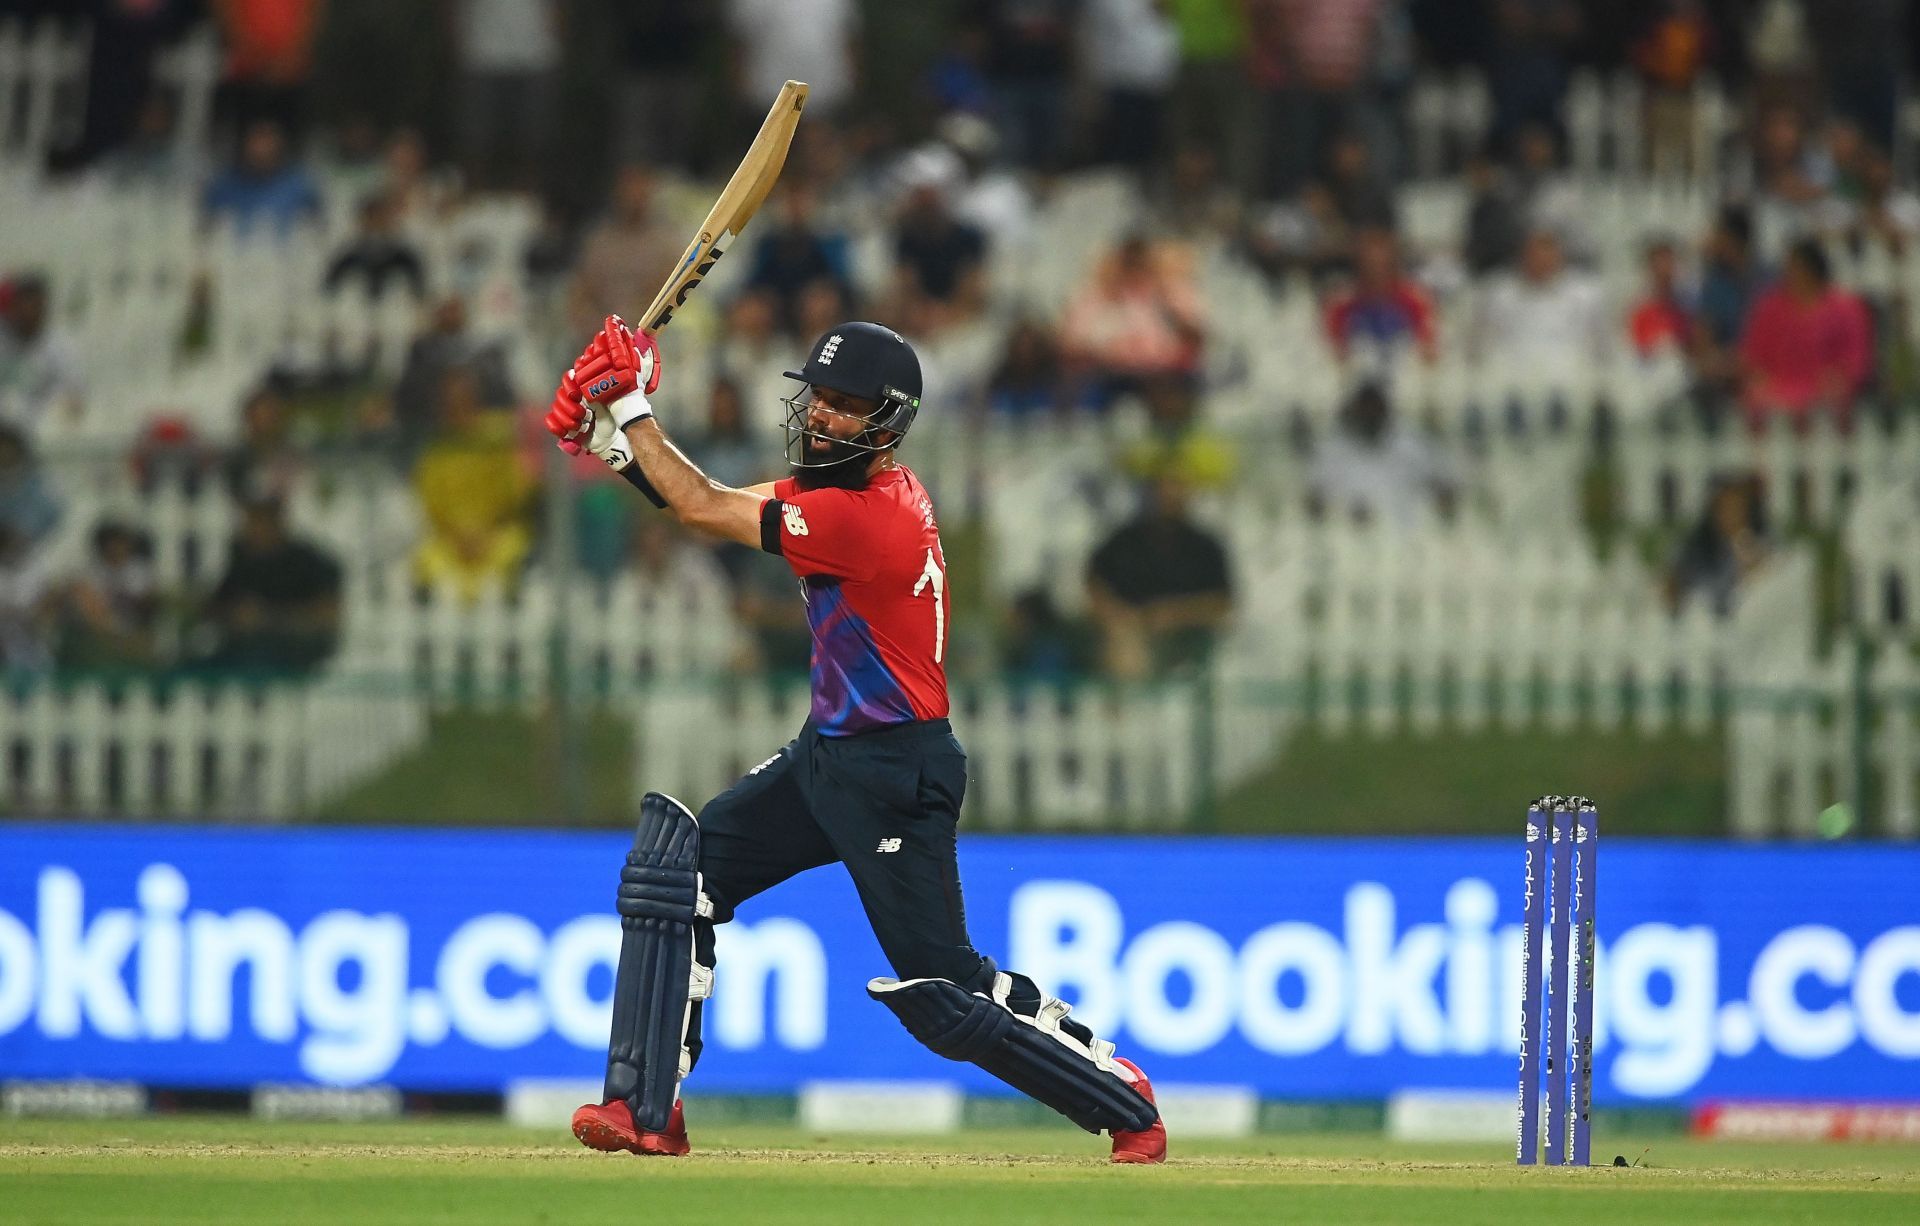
[624,418,765,547]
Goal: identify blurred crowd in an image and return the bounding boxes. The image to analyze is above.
[4,0,1918,684]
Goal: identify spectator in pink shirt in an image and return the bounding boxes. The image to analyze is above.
[1740,238,1873,429]
[1324,227,1437,368]
[1061,235,1206,407]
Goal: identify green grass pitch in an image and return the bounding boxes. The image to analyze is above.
[3,1116,1916,1225]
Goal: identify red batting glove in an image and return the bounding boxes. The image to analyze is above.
[544,367,590,454]
[573,314,662,406]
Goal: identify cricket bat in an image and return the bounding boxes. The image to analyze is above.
[637,80,809,335]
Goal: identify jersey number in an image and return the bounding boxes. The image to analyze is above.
[912,549,946,664]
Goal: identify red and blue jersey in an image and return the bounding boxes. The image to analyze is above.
[761,465,950,736]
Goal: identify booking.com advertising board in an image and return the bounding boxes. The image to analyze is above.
[1,826,1917,1104]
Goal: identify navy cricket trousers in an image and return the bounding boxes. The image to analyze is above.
[682,717,984,1068]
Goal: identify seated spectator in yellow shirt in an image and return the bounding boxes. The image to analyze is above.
[412,368,533,601]
[1120,376,1236,491]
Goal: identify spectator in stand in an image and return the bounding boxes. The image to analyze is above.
[324,192,427,302]
[1509,122,1587,262]
[1693,205,1761,396]
[1470,226,1609,371]
[453,0,561,193]
[568,166,688,337]
[389,295,517,461]
[1147,145,1243,246]
[211,0,322,133]
[926,17,996,117]
[690,376,768,492]
[1844,143,1920,257]
[222,386,303,505]
[1061,234,1205,405]
[614,2,721,170]
[378,128,456,227]
[315,113,386,204]
[794,278,856,352]
[733,549,813,673]
[1740,237,1873,429]
[203,494,341,674]
[628,515,732,664]
[1748,105,1830,263]
[1319,130,1398,236]
[1087,474,1232,680]
[1627,237,1693,362]
[988,320,1085,418]
[1667,473,1772,618]
[1307,381,1455,528]
[1324,226,1438,368]
[1168,0,1249,185]
[1632,0,1715,178]
[0,425,60,552]
[202,118,322,240]
[1244,0,1384,198]
[1122,377,1237,492]
[0,523,55,674]
[1808,0,1905,150]
[890,152,988,331]
[941,112,1038,251]
[1001,588,1093,682]
[0,275,85,435]
[62,0,196,169]
[711,289,792,419]
[982,0,1077,171]
[726,0,861,123]
[57,522,160,671]
[1486,0,1580,148]
[97,90,191,190]
[746,186,852,334]
[411,368,534,602]
[1080,0,1180,172]
[1462,147,1527,274]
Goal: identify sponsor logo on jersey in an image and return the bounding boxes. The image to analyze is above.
[784,504,809,537]
[875,838,902,854]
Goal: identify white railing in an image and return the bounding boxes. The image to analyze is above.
[0,21,218,181]
[337,565,748,711]
[1847,467,1920,642]
[0,18,88,172]
[1727,646,1920,841]
[0,669,426,820]
[1618,413,1920,530]
[628,677,1201,829]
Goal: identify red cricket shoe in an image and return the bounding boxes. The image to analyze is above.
[1109,1057,1167,1165]
[571,1099,690,1157]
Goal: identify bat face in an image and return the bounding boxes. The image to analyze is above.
[645,236,729,334]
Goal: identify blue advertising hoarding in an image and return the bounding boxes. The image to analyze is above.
[1,826,1917,1103]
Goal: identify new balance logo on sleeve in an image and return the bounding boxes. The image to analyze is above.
[876,838,902,853]
[784,504,809,537]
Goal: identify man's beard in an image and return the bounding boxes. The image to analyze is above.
[791,434,872,489]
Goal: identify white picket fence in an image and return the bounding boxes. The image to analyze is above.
[336,565,747,710]
[0,20,218,178]
[0,669,425,820]
[627,677,1201,829]
[1847,468,1920,642]
[1616,412,1920,531]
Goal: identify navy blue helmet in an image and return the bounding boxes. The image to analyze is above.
[780,321,923,478]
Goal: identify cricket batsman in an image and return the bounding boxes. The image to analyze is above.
[543,315,1166,1164]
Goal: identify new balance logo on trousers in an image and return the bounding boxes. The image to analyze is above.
[876,838,902,853]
